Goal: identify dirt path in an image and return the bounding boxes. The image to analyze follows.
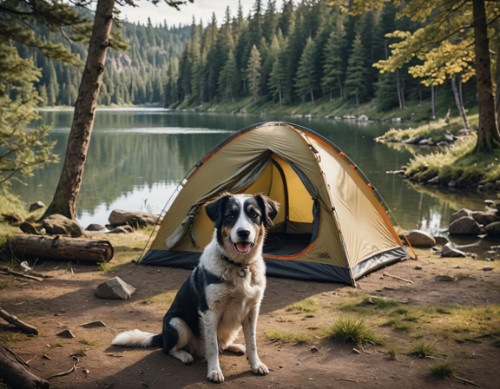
[1,245,499,388]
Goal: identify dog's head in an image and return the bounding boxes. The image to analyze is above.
[205,193,279,256]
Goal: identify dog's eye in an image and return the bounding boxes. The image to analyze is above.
[249,210,259,219]
[226,212,236,219]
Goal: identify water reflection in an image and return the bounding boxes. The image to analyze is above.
[13,109,491,232]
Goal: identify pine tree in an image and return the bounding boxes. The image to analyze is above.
[345,33,368,107]
[268,54,286,103]
[295,37,316,103]
[321,25,346,99]
[247,44,262,102]
[218,49,239,101]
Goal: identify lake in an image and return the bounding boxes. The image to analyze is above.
[14,108,489,236]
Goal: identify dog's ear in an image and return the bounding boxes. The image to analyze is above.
[205,193,230,225]
[255,194,279,228]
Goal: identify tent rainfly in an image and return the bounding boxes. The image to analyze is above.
[139,122,407,285]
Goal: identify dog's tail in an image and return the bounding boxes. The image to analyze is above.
[112,329,163,348]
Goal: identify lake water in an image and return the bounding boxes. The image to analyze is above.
[14,108,490,236]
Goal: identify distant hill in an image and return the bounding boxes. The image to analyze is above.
[18,19,190,106]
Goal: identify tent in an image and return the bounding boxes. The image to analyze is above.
[140,122,407,285]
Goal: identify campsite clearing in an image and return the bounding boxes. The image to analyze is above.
[0,230,498,388]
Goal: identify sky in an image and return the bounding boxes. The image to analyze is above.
[119,0,254,27]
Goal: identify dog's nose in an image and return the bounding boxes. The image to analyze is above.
[237,229,250,239]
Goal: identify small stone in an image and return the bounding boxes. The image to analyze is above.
[42,354,52,360]
[310,346,319,353]
[449,208,473,224]
[405,230,436,247]
[434,236,449,246]
[435,275,455,282]
[86,224,106,232]
[95,277,136,300]
[441,244,467,258]
[29,201,45,213]
[414,266,422,270]
[108,225,133,234]
[57,329,75,338]
[484,200,495,207]
[482,266,493,271]
[80,320,106,328]
[83,369,90,375]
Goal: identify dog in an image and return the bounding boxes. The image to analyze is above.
[112,193,279,383]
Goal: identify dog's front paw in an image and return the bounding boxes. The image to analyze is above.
[251,361,269,375]
[226,343,246,355]
[207,368,224,383]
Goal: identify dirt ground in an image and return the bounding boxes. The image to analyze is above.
[1,240,499,389]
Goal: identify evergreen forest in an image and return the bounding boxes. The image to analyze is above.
[17,19,190,106]
[165,0,479,115]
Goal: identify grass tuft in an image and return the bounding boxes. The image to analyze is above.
[430,362,455,378]
[285,298,318,313]
[79,338,102,347]
[407,340,436,358]
[324,316,384,345]
[265,330,314,344]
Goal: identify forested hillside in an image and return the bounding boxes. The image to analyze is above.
[17,19,190,106]
[165,0,478,115]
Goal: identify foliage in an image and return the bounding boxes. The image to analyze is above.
[430,362,456,378]
[324,316,384,345]
[407,340,436,358]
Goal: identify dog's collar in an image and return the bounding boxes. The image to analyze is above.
[220,254,254,277]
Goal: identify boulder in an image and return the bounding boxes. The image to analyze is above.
[86,223,106,232]
[108,209,159,228]
[95,277,136,300]
[449,216,482,236]
[42,214,84,237]
[485,222,500,237]
[450,209,473,224]
[358,114,368,122]
[441,244,466,258]
[29,201,45,213]
[405,230,436,248]
[484,199,495,207]
[472,211,497,226]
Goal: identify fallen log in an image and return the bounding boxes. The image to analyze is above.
[9,234,113,263]
[0,307,38,335]
[0,346,49,389]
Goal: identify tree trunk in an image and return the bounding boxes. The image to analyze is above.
[495,19,500,133]
[9,234,114,263]
[0,347,49,389]
[431,84,436,120]
[310,89,315,104]
[42,0,116,220]
[451,75,469,129]
[472,0,500,152]
[396,69,404,110]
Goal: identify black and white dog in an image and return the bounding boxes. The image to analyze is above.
[112,193,279,383]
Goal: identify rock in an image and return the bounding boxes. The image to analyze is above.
[29,201,45,213]
[108,225,133,234]
[484,199,495,207]
[391,117,402,123]
[403,136,421,145]
[95,277,136,300]
[472,211,497,226]
[2,212,23,225]
[108,209,159,228]
[358,114,368,122]
[482,266,493,271]
[414,266,422,270]
[448,180,457,188]
[444,133,455,142]
[80,320,106,328]
[86,223,106,232]
[42,214,84,237]
[418,138,433,146]
[427,176,440,185]
[449,216,482,235]
[441,244,467,258]
[57,329,75,338]
[405,230,436,247]
[435,275,455,282]
[485,222,500,237]
[434,236,449,246]
[436,141,448,147]
[310,346,319,353]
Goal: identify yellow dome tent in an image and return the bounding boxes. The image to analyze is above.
[139,122,407,285]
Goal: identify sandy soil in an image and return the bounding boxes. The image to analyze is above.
[0,243,499,389]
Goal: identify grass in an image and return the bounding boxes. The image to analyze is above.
[430,362,456,378]
[79,338,102,347]
[265,330,314,344]
[407,340,436,358]
[285,298,318,313]
[324,316,384,345]
[142,292,176,310]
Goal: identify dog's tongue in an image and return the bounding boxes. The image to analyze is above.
[236,242,251,253]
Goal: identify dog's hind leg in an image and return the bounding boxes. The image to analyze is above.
[164,318,194,364]
[224,343,246,355]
